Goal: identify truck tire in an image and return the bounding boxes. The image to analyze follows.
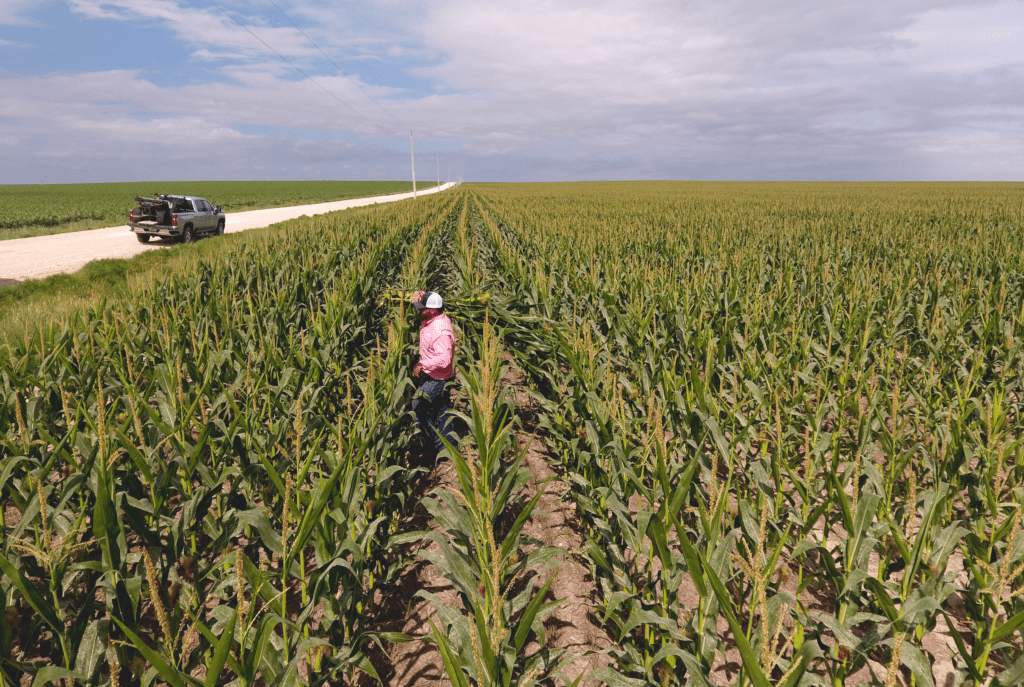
[182,225,195,244]
[136,233,151,244]
[216,220,225,236]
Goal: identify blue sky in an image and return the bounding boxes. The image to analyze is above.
[1,0,1022,183]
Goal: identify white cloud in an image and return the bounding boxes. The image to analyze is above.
[0,68,402,139]
[63,0,123,20]
[1,0,1022,182]
[0,0,53,26]
[895,0,1024,73]
[66,0,318,58]
[190,48,248,61]
[78,115,253,144]
[400,0,1024,178]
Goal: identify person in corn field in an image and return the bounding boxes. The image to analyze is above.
[411,290,456,458]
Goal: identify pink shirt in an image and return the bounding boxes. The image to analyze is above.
[419,311,456,380]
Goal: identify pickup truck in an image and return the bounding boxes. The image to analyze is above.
[128,195,225,244]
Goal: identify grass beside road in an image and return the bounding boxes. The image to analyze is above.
[0,179,439,240]
[0,220,312,342]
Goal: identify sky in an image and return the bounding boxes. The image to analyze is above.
[0,0,1021,183]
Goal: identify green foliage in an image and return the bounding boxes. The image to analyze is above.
[4,181,1024,686]
[466,182,1024,686]
[420,321,564,687]
[0,180,439,239]
[0,255,171,319]
[0,192,456,685]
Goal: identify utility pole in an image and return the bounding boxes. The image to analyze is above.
[410,132,416,198]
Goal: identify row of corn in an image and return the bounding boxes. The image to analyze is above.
[400,196,582,686]
[466,183,1024,687]
[0,194,464,685]
[4,182,1024,686]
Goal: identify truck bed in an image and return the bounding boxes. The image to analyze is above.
[127,194,224,242]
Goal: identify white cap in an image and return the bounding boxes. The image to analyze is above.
[414,291,444,311]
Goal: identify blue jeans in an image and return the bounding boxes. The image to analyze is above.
[412,377,455,453]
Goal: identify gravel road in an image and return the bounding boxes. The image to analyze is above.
[1,183,453,283]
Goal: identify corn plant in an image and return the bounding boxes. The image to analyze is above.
[5,181,1024,686]
[0,192,457,685]
[414,320,562,687]
[469,182,1024,686]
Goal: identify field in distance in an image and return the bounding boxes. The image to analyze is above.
[0,179,439,240]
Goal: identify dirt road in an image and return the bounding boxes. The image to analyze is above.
[0,183,453,283]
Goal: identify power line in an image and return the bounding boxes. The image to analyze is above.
[207,0,399,137]
[263,0,411,133]
[207,0,444,190]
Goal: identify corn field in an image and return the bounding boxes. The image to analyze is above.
[0,181,430,235]
[2,182,1024,686]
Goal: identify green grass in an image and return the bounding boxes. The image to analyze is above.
[0,226,274,342]
[0,180,440,240]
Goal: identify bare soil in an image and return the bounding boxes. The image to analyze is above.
[506,362,616,685]
[366,359,616,686]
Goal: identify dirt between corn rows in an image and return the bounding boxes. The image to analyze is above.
[366,358,971,686]
[367,360,614,686]
[619,474,967,686]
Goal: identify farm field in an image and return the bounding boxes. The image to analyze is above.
[0,180,440,240]
[1,181,1023,687]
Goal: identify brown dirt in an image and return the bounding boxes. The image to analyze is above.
[355,357,991,686]
[504,361,617,684]
[5,505,21,528]
[372,359,617,686]
[385,458,464,687]
[515,432,616,684]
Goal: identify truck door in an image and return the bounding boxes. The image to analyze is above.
[201,200,218,232]
[193,199,214,232]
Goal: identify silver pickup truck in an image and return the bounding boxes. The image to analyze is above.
[128,195,225,244]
